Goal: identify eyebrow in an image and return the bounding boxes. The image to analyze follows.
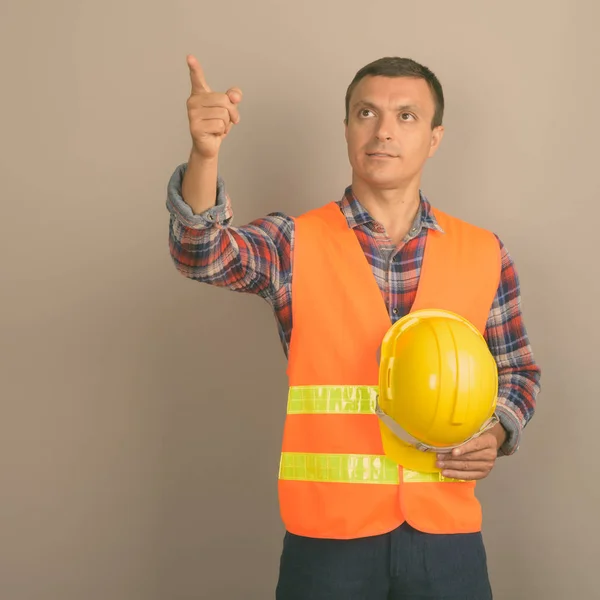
[352,100,421,113]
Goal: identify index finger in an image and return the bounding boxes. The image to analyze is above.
[187,54,210,94]
[449,434,495,458]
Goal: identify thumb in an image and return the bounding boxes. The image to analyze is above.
[226,87,243,104]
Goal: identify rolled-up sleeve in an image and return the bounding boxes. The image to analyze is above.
[166,162,233,229]
[485,237,541,456]
[165,162,294,298]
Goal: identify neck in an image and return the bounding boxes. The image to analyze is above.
[351,176,422,242]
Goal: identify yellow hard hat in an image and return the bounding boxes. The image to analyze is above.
[376,309,498,473]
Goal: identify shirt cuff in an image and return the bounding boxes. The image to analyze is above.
[494,402,522,456]
[166,162,232,229]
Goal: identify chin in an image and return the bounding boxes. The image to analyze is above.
[359,171,404,190]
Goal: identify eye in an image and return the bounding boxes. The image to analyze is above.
[359,108,375,118]
[400,112,415,121]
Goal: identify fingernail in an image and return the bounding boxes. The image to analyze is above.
[437,461,444,468]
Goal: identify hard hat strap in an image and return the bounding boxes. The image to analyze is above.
[374,394,499,453]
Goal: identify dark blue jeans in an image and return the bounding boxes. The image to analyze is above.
[275,522,493,599]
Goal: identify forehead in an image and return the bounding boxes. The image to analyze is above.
[350,75,435,112]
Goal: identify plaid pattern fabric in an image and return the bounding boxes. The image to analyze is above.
[167,163,540,455]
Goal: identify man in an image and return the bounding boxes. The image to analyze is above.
[166,54,541,599]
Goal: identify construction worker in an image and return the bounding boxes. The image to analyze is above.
[166,54,541,600]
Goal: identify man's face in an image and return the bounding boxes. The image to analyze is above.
[344,75,444,191]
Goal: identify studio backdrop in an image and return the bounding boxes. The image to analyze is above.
[1,1,598,598]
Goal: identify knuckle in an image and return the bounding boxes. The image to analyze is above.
[210,92,227,105]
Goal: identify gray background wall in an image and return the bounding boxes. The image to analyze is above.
[1,0,598,598]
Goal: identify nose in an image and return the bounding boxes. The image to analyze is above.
[375,112,395,142]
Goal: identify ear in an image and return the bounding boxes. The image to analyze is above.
[428,125,444,158]
[344,118,348,142]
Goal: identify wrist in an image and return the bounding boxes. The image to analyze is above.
[189,147,218,165]
[490,422,507,450]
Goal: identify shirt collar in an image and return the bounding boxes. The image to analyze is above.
[338,185,444,235]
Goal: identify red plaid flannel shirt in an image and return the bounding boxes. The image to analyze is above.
[167,163,541,456]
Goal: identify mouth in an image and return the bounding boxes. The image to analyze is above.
[366,152,398,158]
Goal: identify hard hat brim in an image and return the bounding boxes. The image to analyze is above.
[378,420,441,473]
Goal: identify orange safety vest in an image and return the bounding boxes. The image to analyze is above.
[278,201,501,539]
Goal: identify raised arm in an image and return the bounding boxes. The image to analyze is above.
[166,56,294,299]
[181,54,242,213]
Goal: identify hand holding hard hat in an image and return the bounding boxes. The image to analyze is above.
[376,309,499,474]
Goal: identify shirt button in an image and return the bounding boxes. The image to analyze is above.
[392,308,399,315]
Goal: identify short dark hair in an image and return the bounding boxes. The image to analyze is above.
[345,57,445,128]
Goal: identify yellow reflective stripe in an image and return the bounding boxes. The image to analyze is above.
[278,453,465,484]
[402,469,465,483]
[279,452,399,484]
[287,385,378,415]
